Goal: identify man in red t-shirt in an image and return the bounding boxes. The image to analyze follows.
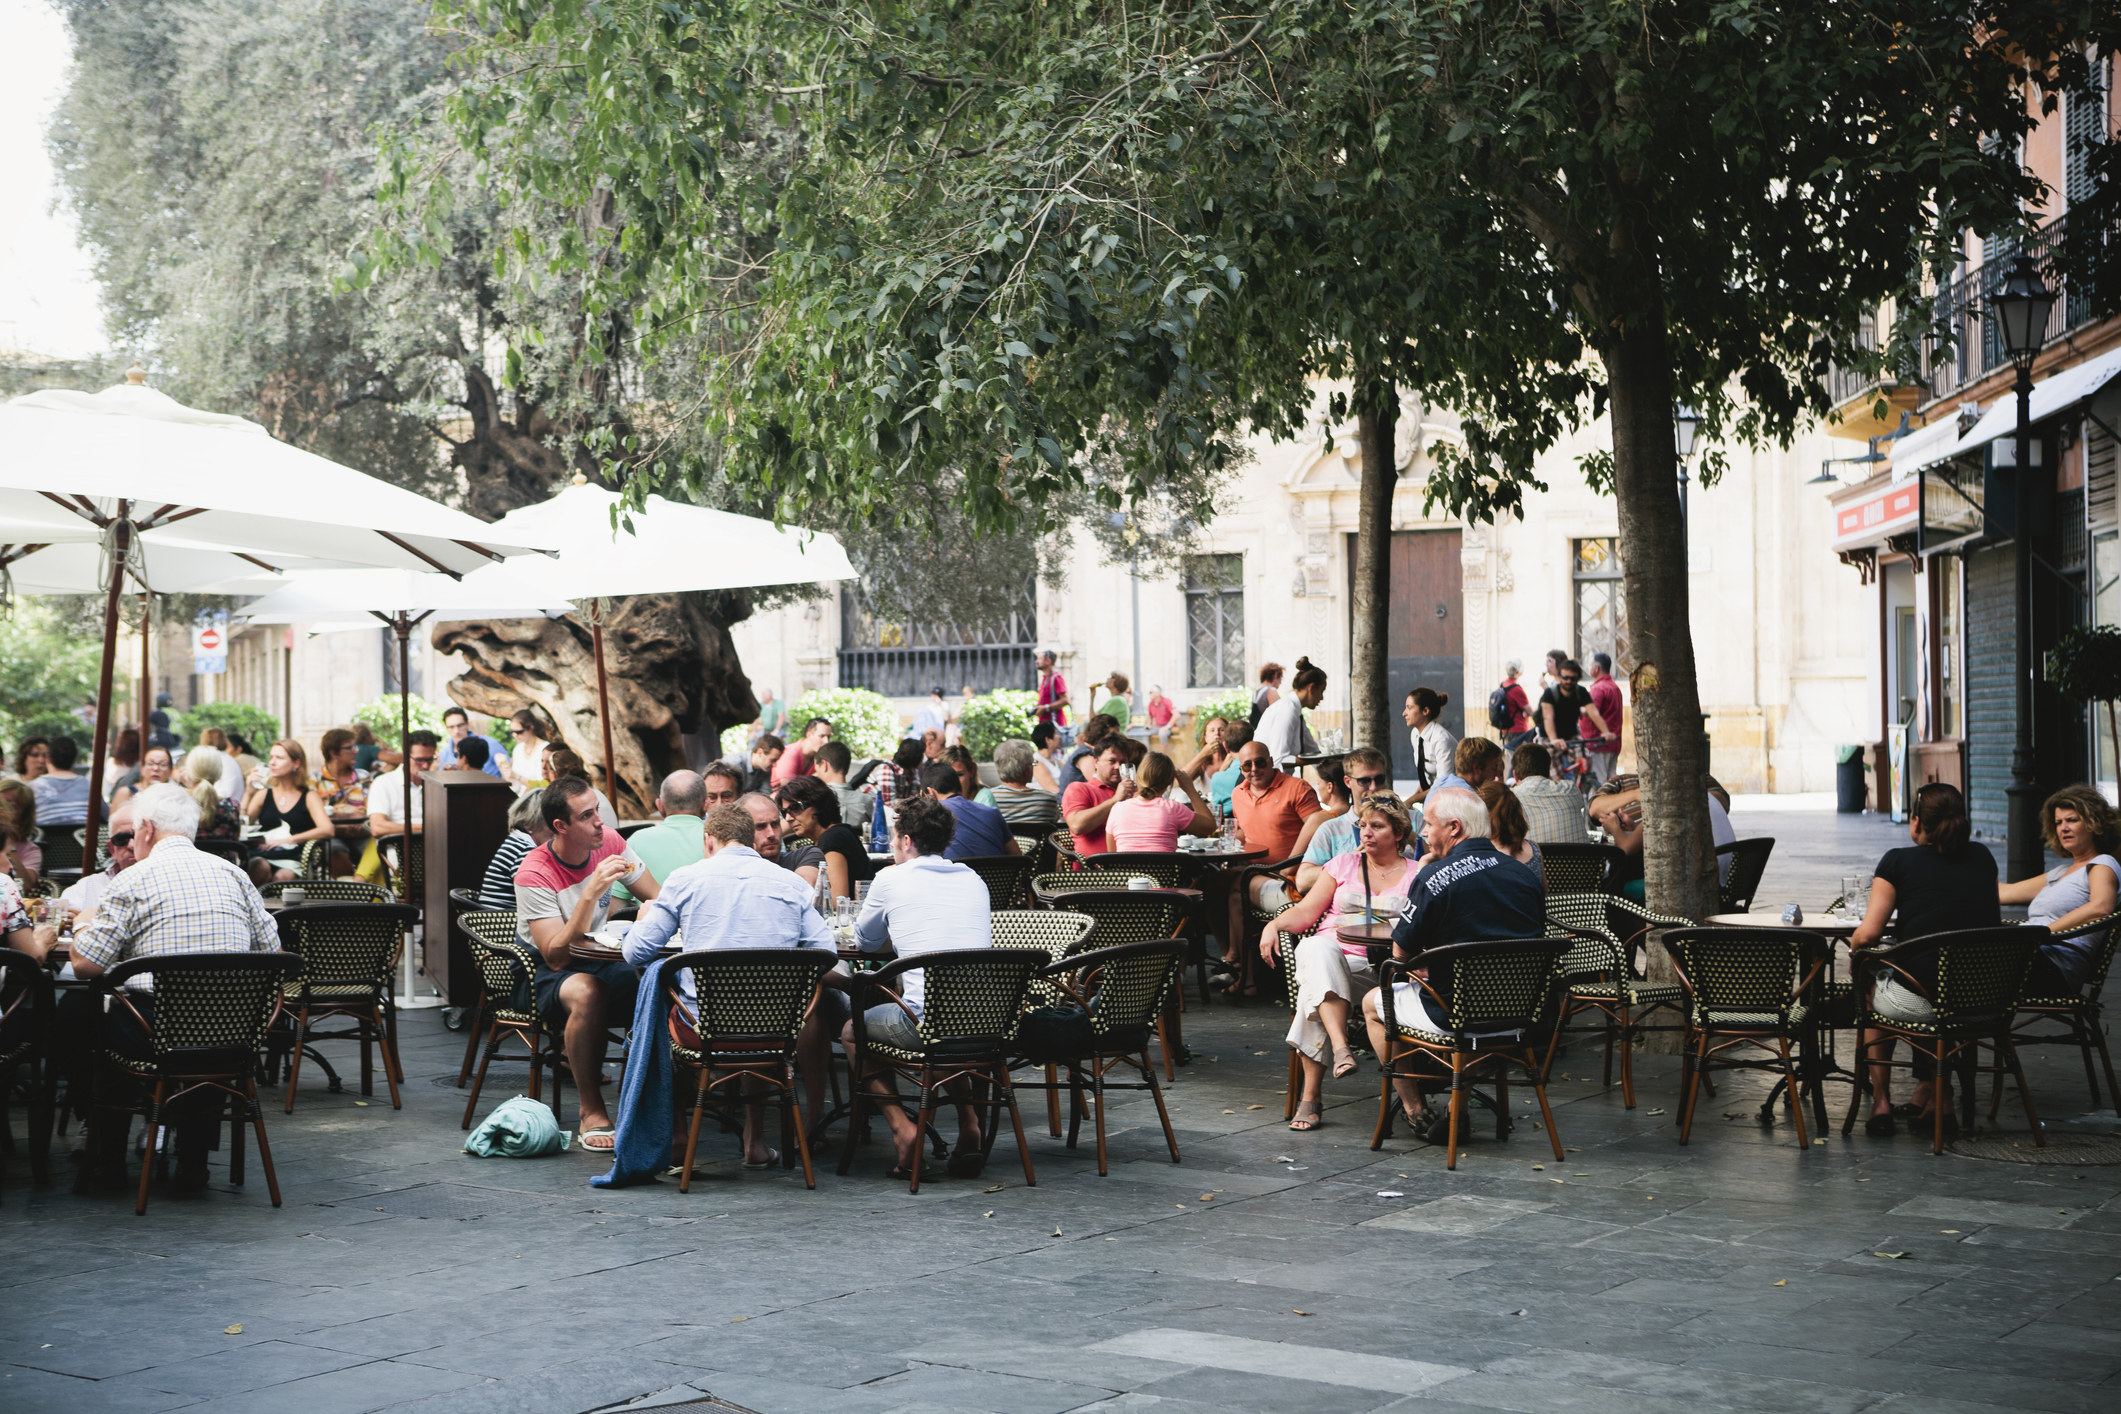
[771,715,833,787]
[513,777,663,1149]
[1586,652,1625,786]
[1061,741,1135,854]
[1035,649,1072,740]
[1498,660,1533,748]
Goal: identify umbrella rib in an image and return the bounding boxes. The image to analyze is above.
[0,544,51,567]
[375,531,463,581]
[40,490,109,527]
[233,552,285,573]
[450,539,510,563]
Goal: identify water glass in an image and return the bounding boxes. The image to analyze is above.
[1838,875,1860,917]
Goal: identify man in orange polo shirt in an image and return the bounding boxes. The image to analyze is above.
[1232,741,1322,909]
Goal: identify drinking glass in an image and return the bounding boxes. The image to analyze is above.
[1838,875,1860,917]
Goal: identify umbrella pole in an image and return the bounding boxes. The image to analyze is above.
[591,603,617,802]
[83,503,131,852]
[391,610,441,1010]
[138,592,150,747]
[397,613,411,764]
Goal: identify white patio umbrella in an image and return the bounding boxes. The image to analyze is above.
[479,477,856,788]
[232,564,576,755]
[0,371,554,844]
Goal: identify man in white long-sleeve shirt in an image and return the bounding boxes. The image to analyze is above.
[1252,658,1328,765]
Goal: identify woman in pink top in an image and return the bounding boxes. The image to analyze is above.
[1104,750,1215,852]
[1260,795,1417,1132]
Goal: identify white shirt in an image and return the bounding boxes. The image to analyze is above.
[1412,722,1458,791]
[853,854,991,1015]
[1253,695,1316,766]
[214,754,247,801]
[62,863,123,914]
[367,768,424,828]
[511,740,547,785]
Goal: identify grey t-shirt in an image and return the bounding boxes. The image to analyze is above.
[2028,853,2120,986]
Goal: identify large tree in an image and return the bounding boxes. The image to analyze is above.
[415,0,2114,915]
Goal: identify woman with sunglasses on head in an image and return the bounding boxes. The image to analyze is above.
[1263,794,1419,1131]
[108,742,174,811]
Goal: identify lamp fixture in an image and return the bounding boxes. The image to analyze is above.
[1991,254,2056,367]
[1673,404,1703,461]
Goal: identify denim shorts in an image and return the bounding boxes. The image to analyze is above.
[858,1003,924,1050]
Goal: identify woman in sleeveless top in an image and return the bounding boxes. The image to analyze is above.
[243,739,333,883]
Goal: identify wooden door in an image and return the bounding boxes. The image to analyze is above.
[1370,530,1463,782]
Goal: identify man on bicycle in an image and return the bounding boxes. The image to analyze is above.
[1539,659,1610,775]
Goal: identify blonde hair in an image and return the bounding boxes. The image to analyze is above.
[1355,793,1414,845]
[2043,783,2121,857]
[1136,750,1176,798]
[181,746,227,827]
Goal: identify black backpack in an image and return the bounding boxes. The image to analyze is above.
[1486,682,1516,731]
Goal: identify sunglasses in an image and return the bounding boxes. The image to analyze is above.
[1238,758,1275,773]
[108,831,134,848]
[1349,774,1389,788]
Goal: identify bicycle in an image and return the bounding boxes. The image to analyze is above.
[1549,737,1598,798]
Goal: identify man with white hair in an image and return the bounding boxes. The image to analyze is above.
[1361,786,1544,1144]
[64,782,279,1193]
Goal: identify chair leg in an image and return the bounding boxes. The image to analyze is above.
[2075,1019,2103,1107]
[1526,1059,1565,1160]
[1777,1037,1809,1150]
[2094,1020,2121,1114]
[1842,1030,1874,1137]
[376,1008,403,1110]
[909,1068,936,1194]
[359,1010,374,1098]
[1091,1056,1110,1177]
[1000,1068,1037,1186]
[1145,1051,1180,1163]
[1285,1049,1300,1121]
[136,1079,166,1216]
[2003,1034,2044,1145]
[1155,1013,1174,1081]
[679,1071,709,1194]
[1370,1041,1397,1151]
[1045,1062,1061,1137]
[228,1088,247,1186]
[787,1064,817,1190]
[1616,1000,1637,1109]
[282,1008,309,1113]
[246,1080,281,1207]
[455,995,484,1087]
[1678,1030,1709,1145]
[1930,1044,1948,1155]
[1445,1054,1466,1170]
[462,1024,502,1130]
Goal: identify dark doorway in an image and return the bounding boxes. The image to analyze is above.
[1353,530,1464,782]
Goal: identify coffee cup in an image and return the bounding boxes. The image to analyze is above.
[282,886,307,906]
[1127,876,1156,891]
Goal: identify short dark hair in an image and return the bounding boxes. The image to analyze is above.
[777,772,842,826]
[753,732,785,754]
[46,736,79,771]
[539,777,595,830]
[801,715,831,736]
[895,795,955,856]
[1031,721,1057,749]
[920,762,961,797]
[405,730,440,753]
[705,801,756,847]
[458,736,491,769]
[893,738,927,773]
[442,705,469,725]
[1453,737,1503,776]
[1561,659,1584,677]
[1511,742,1553,780]
[1591,652,1612,673]
[816,740,852,774]
[702,761,745,795]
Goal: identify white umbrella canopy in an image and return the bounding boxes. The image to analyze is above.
[232,564,577,779]
[480,478,855,785]
[0,538,343,597]
[0,372,558,845]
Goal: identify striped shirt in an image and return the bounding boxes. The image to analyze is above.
[70,836,278,991]
[480,830,534,911]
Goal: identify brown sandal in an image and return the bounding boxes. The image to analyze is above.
[1288,1100,1324,1131]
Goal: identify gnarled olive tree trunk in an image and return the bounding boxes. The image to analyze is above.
[435,590,758,817]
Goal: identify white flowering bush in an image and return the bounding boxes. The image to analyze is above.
[788,687,901,760]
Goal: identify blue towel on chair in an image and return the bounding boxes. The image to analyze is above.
[591,957,673,1188]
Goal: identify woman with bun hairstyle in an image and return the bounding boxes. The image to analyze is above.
[1253,657,1327,766]
[1850,781,1998,1136]
[1402,687,1456,805]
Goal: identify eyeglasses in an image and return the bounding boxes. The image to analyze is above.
[1349,774,1389,788]
[1238,758,1275,773]
[108,831,134,848]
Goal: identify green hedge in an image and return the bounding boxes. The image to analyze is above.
[351,693,445,749]
[958,689,1038,762]
[176,702,282,750]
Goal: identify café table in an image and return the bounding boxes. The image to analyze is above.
[1705,906,1874,1127]
[1169,843,1265,1000]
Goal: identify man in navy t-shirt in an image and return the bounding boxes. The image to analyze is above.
[921,763,1020,860]
[1364,787,1544,1142]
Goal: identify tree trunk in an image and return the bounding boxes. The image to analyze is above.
[1350,375,1398,753]
[1604,313,1719,935]
[434,590,758,817]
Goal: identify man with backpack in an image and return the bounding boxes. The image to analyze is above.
[1486,659,1534,750]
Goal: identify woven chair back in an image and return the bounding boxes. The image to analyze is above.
[911,950,1044,1049]
[1049,827,1081,867]
[108,952,298,1066]
[1046,889,1186,952]
[92,822,111,869]
[960,855,1037,910]
[2065,916,2121,997]
[1064,940,1185,1043]
[1715,838,1776,913]
[1033,869,1155,898]
[298,839,331,879]
[1666,927,1814,1027]
[387,836,425,903]
[1422,936,1569,1036]
[262,878,392,904]
[1541,842,1617,898]
[1094,854,1188,887]
[458,910,535,1003]
[39,828,85,875]
[991,909,1097,961]
[276,903,417,992]
[671,949,833,1060]
[1929,927,2040,1027]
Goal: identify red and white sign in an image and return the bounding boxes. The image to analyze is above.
[1831,481,1919,551]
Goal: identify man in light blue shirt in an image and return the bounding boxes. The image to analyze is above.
[626,801,836,1144]
[1295,746,1395,894]
[438,706,508,778]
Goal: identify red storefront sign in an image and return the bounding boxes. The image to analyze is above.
[1830,480,1919,551]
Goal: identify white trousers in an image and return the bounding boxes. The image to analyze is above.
[1286,935,1377,1062]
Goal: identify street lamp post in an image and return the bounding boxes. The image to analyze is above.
[1673,404,1702,527]
[1994,254,2056,883]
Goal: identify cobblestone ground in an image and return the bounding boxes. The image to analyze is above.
[3,810,2115,1414]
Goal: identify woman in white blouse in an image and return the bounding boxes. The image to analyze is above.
[1403,688,1457,805]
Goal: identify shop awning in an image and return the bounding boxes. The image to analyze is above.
[1949,345,2121,458]
[1884,416,1963,481]
[1830,475,1921,552]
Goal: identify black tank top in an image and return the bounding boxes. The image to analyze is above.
[259,785,317,837]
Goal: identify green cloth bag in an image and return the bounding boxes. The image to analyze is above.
[463,1095,571,1158]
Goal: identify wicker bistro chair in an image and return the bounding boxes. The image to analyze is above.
[1664,927,1830,1148]
[1987,913,2121,1116]
[1540,858,1692,1109]
[1048,827,1082,870]
[456,910,563,1129]
[1841,927,2045,1154]
[664,949,837,1190]
[260,878,393,905]
[0,951,56,1192]
[92,951,301,1215]
[961,855,1038,911]
[273,902,420,1113]
[837,948,1044,1193]
[1033,886,1194,1078]
[297,839,331,880]
[37,827,85,877]
[1715,838,1776,915]
[1268,900,1376,1119]
[1006,940,1188,1174]
[1371,936,1571,1169]
[382,834,425,905]
[991,909,1098,1135]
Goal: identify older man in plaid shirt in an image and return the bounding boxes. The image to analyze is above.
[64,782,278,1193]
[1508,743,1593,847]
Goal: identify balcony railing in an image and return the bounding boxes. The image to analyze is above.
[1829,208,2115,412]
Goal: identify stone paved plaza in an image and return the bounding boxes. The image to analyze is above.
[3,808,2118,1414]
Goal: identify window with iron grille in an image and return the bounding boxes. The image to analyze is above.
[1572,538,1629,670]
[837,578,1038,696]
[1184,553,1245,688]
